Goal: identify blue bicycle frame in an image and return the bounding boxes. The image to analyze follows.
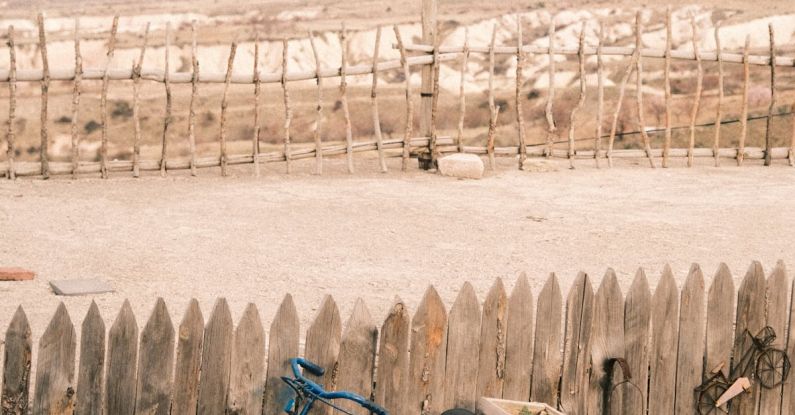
[281,358,389,415]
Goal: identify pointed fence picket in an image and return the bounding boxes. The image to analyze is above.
[2,261,795,414]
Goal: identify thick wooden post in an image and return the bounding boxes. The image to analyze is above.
[418,0,437,170]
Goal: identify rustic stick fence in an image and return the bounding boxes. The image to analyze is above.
[2,261,794,414]
[3,4,795,179]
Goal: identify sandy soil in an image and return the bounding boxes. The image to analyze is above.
[1,157,795,346]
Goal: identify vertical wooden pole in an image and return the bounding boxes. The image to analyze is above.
[567,22,586,169]
[486,24,498,170]
[607,54,637,167]
[594,21,604,168]
[37,13,50,179]
[70,18,82,178]
[662,7,672,167]
[281,39,292,174]
[339,24,354,174]
[5,26,16,180]
[791,101,795,166]
[188,22,198,176]
[371,26,388,173]
[394,26,413,171]
[418,0,437,169]
[429,22,442,168]
[764,24,776,166]
[308,31,324,175]
[220,40,237,177]
[738,36,750,166]
[101,16,119,179]
[687,16,703,168]
[458,28,469,155]
[713,22,724,167]
[160,22,172,177]
[634,12,655,168]
[252,32,261,177]
[515,18,526,169]
[132,23,150,178]
[544,16,557,158]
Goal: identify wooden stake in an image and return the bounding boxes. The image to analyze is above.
[515,18,526,169]
[5,26,16,180]
[635,12,655,168]
[281,39,292,174]
[713,22,724,167]
[764,24,776,166]
[458,28,469,154]
[544,16,557,158]
[37,13,50,179]
[252,32,261,177]
[339,24,354,174]
[567,22,587,169]
[663,7,672,167]
[393,26,413,171]
[71,18,82,178]
[418,0,437,170]
[132,22,150,178]
[371,26,387,173]
[487,23,498,169]
[687,16,703,168]
[429,22,442,167]
[594,21,604,168]
[308,31,324,175]
[607,54,637,167]
[188,22,198,176]
[160,22,172,177]
[100,16,119,179]
[738,35,750,166]
[220,40,237,177]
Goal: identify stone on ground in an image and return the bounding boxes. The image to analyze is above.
[50,279,114,296]
[438,153,484,179]
[0,267,35,281]
[522,158,560,172]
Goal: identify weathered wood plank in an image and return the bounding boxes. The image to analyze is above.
[105,300,138,415]
[477,278,508,403]
[76,301,105,415]
[502,273,534,401]
[263,294,300,414]
[622,268,651,414]
[135,298,175,415]
[171,299,204,415]
[758,261,789,414]
[782,265,795,414]
[407,286,448,415]
[227,303,266,415]
[674,264,705,414]
[33,302,76,415]
[530,273,562,407]
[705,263,735,381]
[197,298,233,414]
[648,265,680,415]
[303,294,341,415]
[375,298,410,415]
[335,298,378,413]
[587,269,624,415]
[729,261,766,415]
[443,282,481,411]
[2,306,32,414]
[560,272,594,415]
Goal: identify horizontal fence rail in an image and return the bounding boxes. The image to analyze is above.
[3,261,794,414]
[3,7,795,180]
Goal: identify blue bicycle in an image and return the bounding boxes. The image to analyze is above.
[281,358,388,415]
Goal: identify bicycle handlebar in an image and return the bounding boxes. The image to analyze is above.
[291,358,325,377]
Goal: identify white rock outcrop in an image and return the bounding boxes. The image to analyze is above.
[438,154,484,179]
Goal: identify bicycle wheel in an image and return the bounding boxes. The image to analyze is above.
[696,382,729,415]
[757,348,791,388]
[441,409,475,415]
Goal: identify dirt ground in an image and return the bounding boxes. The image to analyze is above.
[1,157,795,347]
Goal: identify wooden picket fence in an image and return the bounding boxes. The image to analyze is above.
[2,260,794,414]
